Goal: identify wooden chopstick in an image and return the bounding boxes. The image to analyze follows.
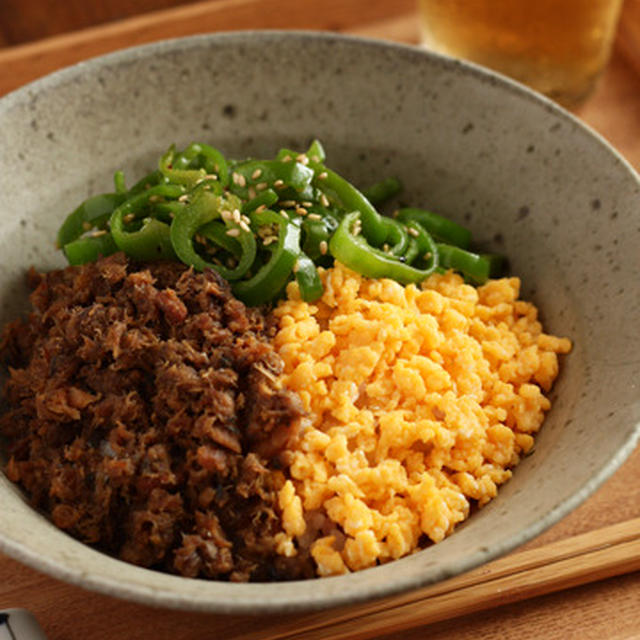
[243,517,640,640]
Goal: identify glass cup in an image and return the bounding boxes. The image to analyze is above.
[417,0,624,109]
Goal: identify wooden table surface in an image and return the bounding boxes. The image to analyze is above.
[1,2,639,638]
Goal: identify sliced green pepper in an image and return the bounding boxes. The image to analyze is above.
[109,184,185,261]
[229,159,314,200]
[436,243,504,284]
[380,217,409,256]
[232,210,301,306]
[305,139,326,163]
[159,144,207,188]
[329,212,437,285]
[404,220,439,268]
[57,192,127,248]
[363,177,402,206]
[307,160,386,246]
[301,212,339,261]
[113,170,127,194]
[294,252,324,302]
[198,220,242,258]
[63,233,119,265]
[396,207,472,249]
[242,188,279,214]
[169,189,255,280]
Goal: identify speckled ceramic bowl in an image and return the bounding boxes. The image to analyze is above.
[0,31,639,614]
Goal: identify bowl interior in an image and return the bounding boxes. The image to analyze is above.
[0,31,639,613]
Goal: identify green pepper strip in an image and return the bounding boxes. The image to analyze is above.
[329,212,437,285]
[169,143,230,188]
[436,243,504,284]
[242,188,279,214]
[109,184,185,261]
[159,145,208,188]
[198,220,242,258]
[128,169,167,195]
[232,210,300,306]
[307,160,387,246]
[363,177,402,206]
[305,139,326,163]
[113,170,127,194]
[229,160,314,200]
[169,189,255,281]
[295,252,324,302]
[405,221,439,268]
[380,216,409,256]
[57,192,127,248]
[63,233,119,265]
[396,208,472,249]
[302,213,338,261]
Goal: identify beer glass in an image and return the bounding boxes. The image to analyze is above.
[418,0,624,108]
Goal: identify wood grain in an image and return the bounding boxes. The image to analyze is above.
[0,0,414,97]
[0,0,204,46]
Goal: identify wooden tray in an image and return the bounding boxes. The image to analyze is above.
[1,2,639,638]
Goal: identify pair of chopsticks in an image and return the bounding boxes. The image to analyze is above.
[249,517,640,640]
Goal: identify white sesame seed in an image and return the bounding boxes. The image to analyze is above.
[292,259,300,273]
[279,200,296,208]
[302,201,313,207]
[204,174,218,181]
[90,229,108,237]
[383,243,390,253]
[241,214,251,225]
[273,179,285,188]
[232,209,241,223]
[232,172,246,187]
[148,195,160,203]
[239,221,251,233]
[248,186,257,200]
[123,214,135,224]
[310,155,320,163]
[307,213,322,221]
[251,168,262,180]
[282,155,292,163]
[280,210,289,220]
[318,172,328,180]
[296,207,308,216]
[226,228,241,237]
[296,154,309,165]
[255,204,267,213]
[178,194,190,203]
[319,240,328,255]
[320,194,330,207]
[255,182,268,191]
[221,210,232,221]
[263,236,277,246]
[407,227,419,237]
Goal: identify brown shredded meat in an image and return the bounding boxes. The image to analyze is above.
[0,253,311,581]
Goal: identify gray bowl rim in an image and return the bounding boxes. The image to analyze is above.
[0,29,639,614]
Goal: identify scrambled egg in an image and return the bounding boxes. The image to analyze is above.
[272,262,571,576]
